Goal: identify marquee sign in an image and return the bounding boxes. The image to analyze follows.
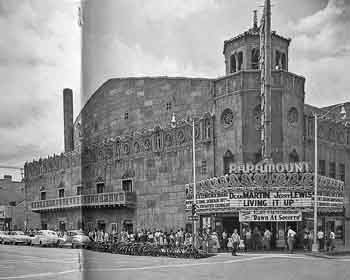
[186,172,344,194]
[230,161,310,174]
[239,210,302,222]
[229,191,313,208]
[185,190,344,212]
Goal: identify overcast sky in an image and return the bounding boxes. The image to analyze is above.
[0,0,349,180]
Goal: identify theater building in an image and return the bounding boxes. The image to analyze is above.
[24,6,350,246]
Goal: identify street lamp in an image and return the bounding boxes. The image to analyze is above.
[312,104,347,252]
[171,112,197,248]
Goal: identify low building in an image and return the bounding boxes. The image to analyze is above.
[0,175,39,230]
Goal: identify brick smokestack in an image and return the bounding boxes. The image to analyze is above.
[63,88,74,152]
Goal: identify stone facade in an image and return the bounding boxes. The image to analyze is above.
[24,23,350,244]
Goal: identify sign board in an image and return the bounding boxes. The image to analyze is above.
[230,162,310,174]
[229,191,313,208]
[239,210,302,222]
[187,215,200,221]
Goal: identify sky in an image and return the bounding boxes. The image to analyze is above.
[0,0,349,179]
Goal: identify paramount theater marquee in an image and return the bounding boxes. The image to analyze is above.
[185,162,345,220]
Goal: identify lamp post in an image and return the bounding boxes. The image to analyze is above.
[312,104,347,252]
[171,113,197,248]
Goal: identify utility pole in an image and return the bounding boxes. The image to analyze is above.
[260,0,272,161]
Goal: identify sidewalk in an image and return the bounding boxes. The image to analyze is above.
[305,245,350,258]
[216,247,350,258]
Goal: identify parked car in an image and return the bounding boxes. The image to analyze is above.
[9,231,32,245]
[31,230,60,247]
[0,231,11,244]
[58,230,92,248]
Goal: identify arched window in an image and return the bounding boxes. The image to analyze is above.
[230,54,236,73]
[237,52,243,71]
[251,48,259,69]
[223,150,234,175]
[289,149,299,163]
[204,118,211,139]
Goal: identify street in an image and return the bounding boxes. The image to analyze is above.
[0,245,349,280]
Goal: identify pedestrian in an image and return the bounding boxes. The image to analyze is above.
[222,230,228,252]
[317,228,325,251]
[263,228,272,251]
[212,232,220,252]
[103,231,109,243]
[227,236,233,252]
[252,227,261,250]
[327,231,335,252]
[287,226,296,253]
[231,229,240,256]
[303,228,309,251]
[308,230,314,251]
[245,228,252,252]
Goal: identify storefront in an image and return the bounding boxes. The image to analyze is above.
[185,162,345,248]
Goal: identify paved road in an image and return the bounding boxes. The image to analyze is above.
[0,245,349,280]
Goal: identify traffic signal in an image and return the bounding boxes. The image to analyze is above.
[192,203,197,216]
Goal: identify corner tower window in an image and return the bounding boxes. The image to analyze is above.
[281,53,286,70]
[275,50,281,69]
[251,48,259,69]
[237,52,243,71]
[230,55,236,73]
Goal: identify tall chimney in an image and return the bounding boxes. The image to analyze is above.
[63,88,74,152]
[253,10,258,30]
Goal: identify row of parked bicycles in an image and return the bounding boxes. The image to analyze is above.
[89,241,211,258]
[0,230,211,258]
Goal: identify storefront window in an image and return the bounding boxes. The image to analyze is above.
[335,220,344,239]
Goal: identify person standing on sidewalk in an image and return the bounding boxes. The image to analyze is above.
[317,228,325,251]
[245,228,252,252]
[287,226,296,253]
[222,230,228,252]
[327,231,335,252]
[231,228,240,256]
[263,228,272,251]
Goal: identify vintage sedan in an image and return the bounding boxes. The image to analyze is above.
[58,230,92,248]
[31,230,60,247]
[0,231,11,244]
[9,231,32,245]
